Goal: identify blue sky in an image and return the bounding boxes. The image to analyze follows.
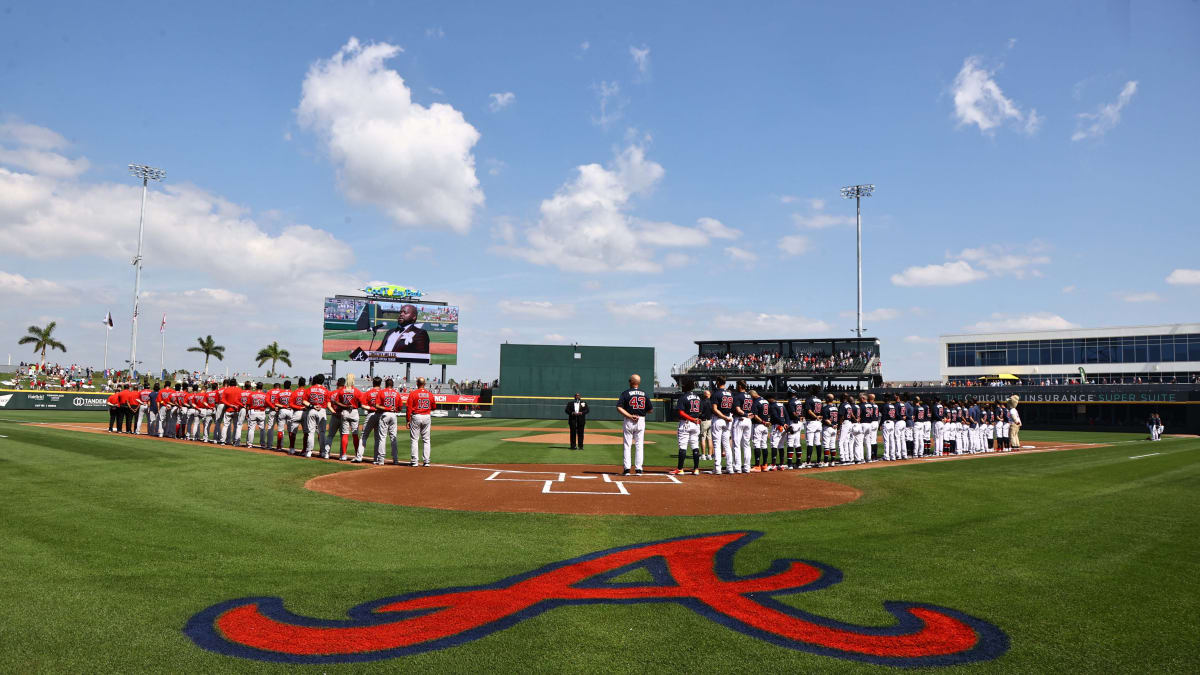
[2,1,1198,383]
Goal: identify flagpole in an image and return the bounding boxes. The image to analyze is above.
[104,324,110,371]
[160,315,166,382]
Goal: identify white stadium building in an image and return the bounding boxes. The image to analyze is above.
[939,324,1200,385]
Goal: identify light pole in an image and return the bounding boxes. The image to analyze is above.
[128,163,166,377]
[840,184,874,338]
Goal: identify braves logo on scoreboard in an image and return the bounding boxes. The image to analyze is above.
[184,531,1008,666]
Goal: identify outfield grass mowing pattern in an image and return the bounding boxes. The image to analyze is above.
[0,412,1196,672]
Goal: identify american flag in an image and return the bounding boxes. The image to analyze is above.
[104,311,113,328]
[160,314,167,334]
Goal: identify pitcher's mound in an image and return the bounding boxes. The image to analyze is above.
[307,463,860,516]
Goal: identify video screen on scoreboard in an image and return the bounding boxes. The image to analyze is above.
[322,297,459,364]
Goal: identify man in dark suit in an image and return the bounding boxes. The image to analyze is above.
[565,393,590,449]
[378,304,431,355]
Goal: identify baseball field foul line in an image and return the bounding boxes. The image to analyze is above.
[1128,452,1161,459]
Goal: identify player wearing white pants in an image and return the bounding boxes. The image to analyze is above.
[932,400,946,455]
[893,418,907,460]
[882,419,895,460]
[672,384,703,475]
[246,407,267,447]
[617,375,652,475]
[407,379,438,466]
[838,419,854,464]
[710,417,732,473]
[731,416,752,473]
[377,411,399,461]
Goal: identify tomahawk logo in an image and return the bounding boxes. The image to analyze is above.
[185,531,1008,667]
[0,394,11,408]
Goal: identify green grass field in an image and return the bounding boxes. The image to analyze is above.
[1,411,1196,672]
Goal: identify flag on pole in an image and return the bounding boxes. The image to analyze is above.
[160,313,167,334]
[133,302,139,319]
[104,312,113,329]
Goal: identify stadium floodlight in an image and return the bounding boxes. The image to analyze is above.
[127,163,166,377]
[841,184,874,338]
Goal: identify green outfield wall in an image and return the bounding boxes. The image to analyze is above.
[0,389,110,411]
[494,344,664,421]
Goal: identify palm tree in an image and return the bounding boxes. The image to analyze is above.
[187,335,225,374]
[255,341,292,377]
[18,322,67,369]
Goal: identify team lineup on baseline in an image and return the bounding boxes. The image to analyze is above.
[105,374,438,466]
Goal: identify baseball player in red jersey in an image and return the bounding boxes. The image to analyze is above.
[275,381,294,451]
[183,386,199,440]
[235,381,252,446]
[288,377,309,454]
[135,381,153,434]
[355,377,383,463]
[305,374,332,458]
[332,375,361,461]
[375,379,401,465]
[106,391,122,432]
[406,377,437,466]
[200,383,217,443]
[263,382,281,449]
[245,383,269,448]
[212,381,227,442]
[219,379,243,446]
[155,384,173,437]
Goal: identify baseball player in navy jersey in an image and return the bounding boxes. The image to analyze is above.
[910,396,926,458]
[672,381,702,475]
[997,403,1011,451]
[804,387,823,467]
[750,391,770,471]
[785,390,804,469]
[865,393,880,461]
[931,398,945,455]
[852,393,868,463]
[617,374,652,475]
[765,395,786,470]
[699,389,713,461]
[820,393,839,465]
[895,395,911,460]
[837,395,854,465]
[965,398,979,453]
[880,396,895,460]
[921,398,933,456]
[709,379,735,474]
[729,381,753,474]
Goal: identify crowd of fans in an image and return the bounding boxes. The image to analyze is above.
[690,351,876,375]
[946,374,1200,386]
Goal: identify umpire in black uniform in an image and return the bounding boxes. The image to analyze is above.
[565,393,590,449]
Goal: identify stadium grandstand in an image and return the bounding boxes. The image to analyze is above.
[671,337,882,390]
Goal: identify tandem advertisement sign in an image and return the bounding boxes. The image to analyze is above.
[0,390,110,411]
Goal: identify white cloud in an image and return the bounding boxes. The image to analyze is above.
[497,300,576,319]
[1072,81,1138,142]
[629,45,651,80]
[955,245,1050,279]
[488,91,515,112]
[951,55,1040,135]
[695,217,740,239]
[778,195,799,204]
[967,313,1079,332]
[1116,291,1162,303]
[498,144,667,273]
[485,158,506,176]
[404,244,434,260]
[1062,284,1076,293]
[579,41,590,52]
[839,308,900,321]
[429,86,445,96]
[726,246,757,263]
[713,312,831,336]
[904,335,936,344]
[791,198,854,229]
[1166,269,1200,285]
[891,261,987,286]
[543,333,566,342]
[0,270,76,304]
[0,119,90,178]
[0,120,69,149]
[425,27,445,38]
[663,252,690,268]
[780,235,811,255]
[297,37,483,233]
[606,301,668,320]
[592,81,624,128]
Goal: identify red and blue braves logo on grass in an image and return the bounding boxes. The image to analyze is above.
[184,531,1008,667]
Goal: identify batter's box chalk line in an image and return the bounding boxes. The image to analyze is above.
[478,467,682,496]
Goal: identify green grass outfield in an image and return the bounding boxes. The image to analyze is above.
[0,411,1196,672]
